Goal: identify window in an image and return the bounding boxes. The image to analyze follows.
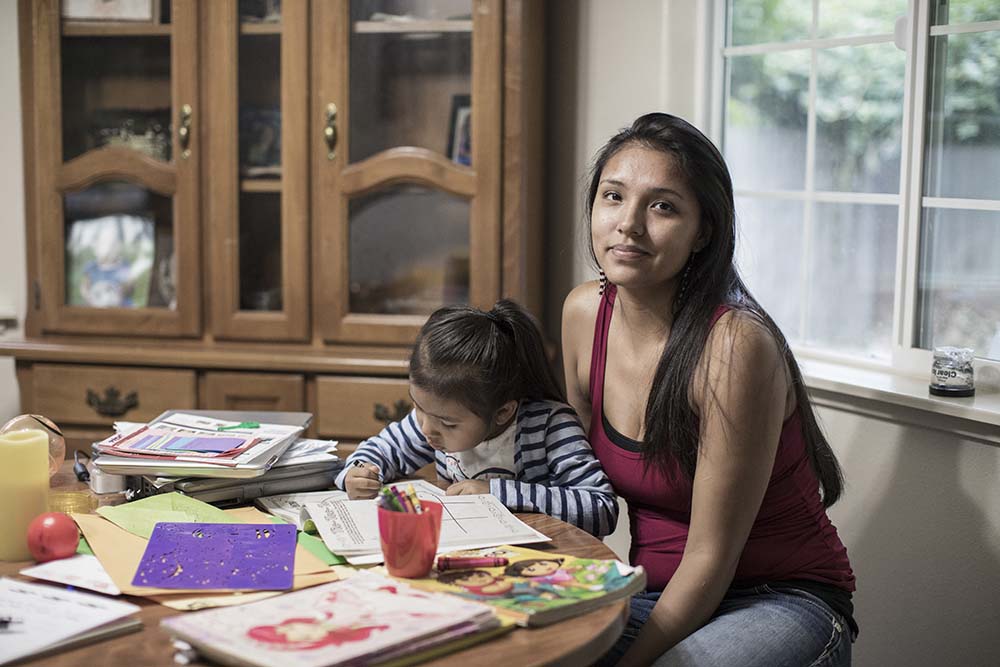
[715,0,1000,375]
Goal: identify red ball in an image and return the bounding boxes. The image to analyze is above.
[26,512,80,563]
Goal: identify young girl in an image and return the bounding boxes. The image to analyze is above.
[335,299,617,538]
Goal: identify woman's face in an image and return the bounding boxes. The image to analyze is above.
[591,144,703,293]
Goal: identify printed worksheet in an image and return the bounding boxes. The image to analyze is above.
[305,493,549,563]
[0,578,140,664]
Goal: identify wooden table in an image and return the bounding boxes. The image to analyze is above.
[2,468,628,667]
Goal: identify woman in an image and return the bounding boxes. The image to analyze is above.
[561,113,856,666]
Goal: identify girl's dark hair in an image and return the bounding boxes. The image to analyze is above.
[410,299,565,420]
[586,112,844,507]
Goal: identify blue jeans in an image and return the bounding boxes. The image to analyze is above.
[598,585,851,666]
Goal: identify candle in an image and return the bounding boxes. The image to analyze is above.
[0,429,49,561]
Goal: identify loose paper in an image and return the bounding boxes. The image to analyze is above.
[20,554,121,596]
[97,492,241,539]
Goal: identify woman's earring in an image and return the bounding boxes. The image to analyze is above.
[598,268,608,296]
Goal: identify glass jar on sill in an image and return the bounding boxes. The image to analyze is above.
[929,346,975,397]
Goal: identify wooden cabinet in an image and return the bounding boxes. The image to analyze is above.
[5,0,544,450]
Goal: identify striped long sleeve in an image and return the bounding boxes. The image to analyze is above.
[333,411,444,489]
[492,403,619,538]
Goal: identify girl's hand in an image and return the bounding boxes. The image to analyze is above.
[446,480,490,495]
[344,462,382,499]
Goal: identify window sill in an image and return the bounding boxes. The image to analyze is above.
[799,359,1000,446]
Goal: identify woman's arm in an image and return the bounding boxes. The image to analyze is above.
[561,282,600,431]
[618,312,790,666]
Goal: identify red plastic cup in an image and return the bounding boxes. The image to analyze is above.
[377,500,443,578]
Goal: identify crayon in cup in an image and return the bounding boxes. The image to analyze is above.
[436,556,510,571]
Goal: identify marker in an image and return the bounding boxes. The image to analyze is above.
[436,556,509,570]
[406,483,424,514]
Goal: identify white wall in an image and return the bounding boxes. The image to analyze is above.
[0,0,26,422]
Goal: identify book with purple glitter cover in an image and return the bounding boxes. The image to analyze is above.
[132,522,296,591]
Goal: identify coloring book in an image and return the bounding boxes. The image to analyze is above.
[161,571,504,667]
[402,544,646,627]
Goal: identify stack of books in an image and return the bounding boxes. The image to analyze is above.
[93,410,312,479]
[161,571,510,667]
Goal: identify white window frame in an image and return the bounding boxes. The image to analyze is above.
[707,0,1000,411]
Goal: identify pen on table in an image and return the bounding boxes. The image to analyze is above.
[0,616,23,631]
[436,556,510,570]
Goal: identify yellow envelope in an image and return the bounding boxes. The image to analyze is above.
[72,509,333,597]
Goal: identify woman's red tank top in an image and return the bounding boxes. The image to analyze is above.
[589,285,855,592]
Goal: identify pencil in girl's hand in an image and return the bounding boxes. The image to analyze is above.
[406,483,424,514]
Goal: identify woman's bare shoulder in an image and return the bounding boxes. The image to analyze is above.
[561,280,602,330]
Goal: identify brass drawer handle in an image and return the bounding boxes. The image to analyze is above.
[178,103,193,159]
[86,386,139,418]
[324,103,338,160]
[373,400,411,426]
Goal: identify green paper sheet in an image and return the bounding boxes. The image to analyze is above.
[76,535,94,555]
[263,515,346,566]
[96,492,241,539]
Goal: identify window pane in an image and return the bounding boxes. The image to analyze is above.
[725,51,809,191]
[817,0,907,38]
[239,192,282,312]
[735,197,805,341]
[816,42,905,193]
[932,0,1000,26]
[803,204,897,359]
[917,208,1000,360]
[349,0,473,163]
[923,30,1000,200]
[727,0,810,46]
[349,184,469,315]
[61,36,172,162]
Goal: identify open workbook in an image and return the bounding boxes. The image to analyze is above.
[255,480,549,564]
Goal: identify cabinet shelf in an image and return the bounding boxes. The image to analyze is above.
[353,20,473,34]
[240,23,282,35]
[241,179,282,193]
[62,22,172,37]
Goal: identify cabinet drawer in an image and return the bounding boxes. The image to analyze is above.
[31,364,196,426]
[202,372,304,412]
[314,376,411,440]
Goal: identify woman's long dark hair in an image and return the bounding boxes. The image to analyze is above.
[586,113,844,507]
[410,299,565,420]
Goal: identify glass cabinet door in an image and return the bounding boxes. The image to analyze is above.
[30,0,200,336]
[203,0,310,341]
[315,0,502,345]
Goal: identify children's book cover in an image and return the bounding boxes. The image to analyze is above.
[403,545,647,627]
[161,571,502,667]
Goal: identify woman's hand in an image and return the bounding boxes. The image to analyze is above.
[446,480,490,495]
[344,462,382,499]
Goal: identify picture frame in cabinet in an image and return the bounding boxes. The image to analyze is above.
[447,94,471,166]
[62,0,158,22]
[64,214,155,309]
